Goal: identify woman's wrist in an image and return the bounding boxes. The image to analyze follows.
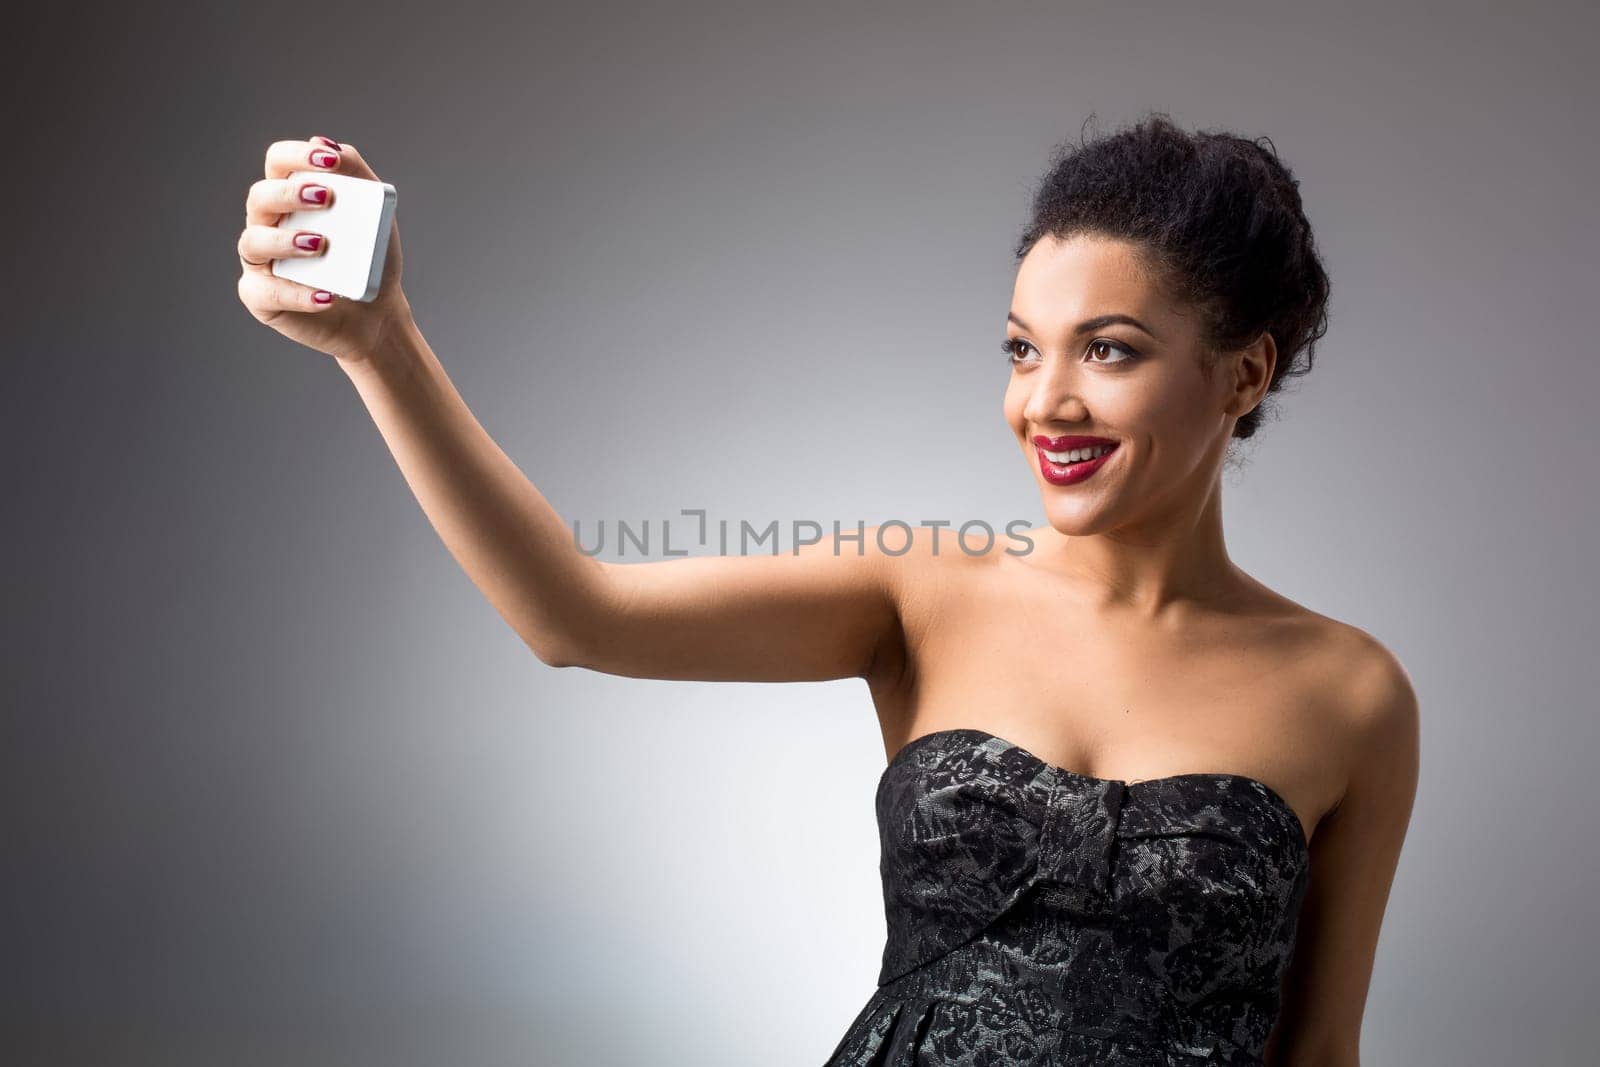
[337,301,425,387]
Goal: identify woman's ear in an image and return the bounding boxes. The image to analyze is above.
[1227,331,1276,418]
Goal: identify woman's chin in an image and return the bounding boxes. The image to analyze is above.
[1038,499,1115,537]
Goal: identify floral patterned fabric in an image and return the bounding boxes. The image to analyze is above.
[823,729,1312,1066]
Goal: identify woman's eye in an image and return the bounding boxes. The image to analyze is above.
[1086,339,1137,365]
[1001,338,1038,364]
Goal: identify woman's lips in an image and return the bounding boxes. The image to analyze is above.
[1034,441,1118,486]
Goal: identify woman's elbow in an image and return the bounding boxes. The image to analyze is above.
[522,629,586,669]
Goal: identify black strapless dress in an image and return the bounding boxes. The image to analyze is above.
[823,728,1312,1066]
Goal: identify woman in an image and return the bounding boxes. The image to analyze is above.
[236,113,1418,1065]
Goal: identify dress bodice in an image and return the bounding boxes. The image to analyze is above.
[823,728,1312,1066]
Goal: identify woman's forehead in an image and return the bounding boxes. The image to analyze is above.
[1013,234,1179,336]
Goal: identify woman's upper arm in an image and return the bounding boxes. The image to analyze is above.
[551,525,909,683]
[1267,639,1421,1065]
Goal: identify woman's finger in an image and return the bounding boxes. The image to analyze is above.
[236,222,329,270]
[263,138,345,181]
[262,136,380,184]
[237,267,337,314]
[244,175,336,227]
[302,135,381,182]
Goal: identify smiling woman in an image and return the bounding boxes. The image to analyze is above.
[237,111,1413,1066]
[814,115,1408,1067]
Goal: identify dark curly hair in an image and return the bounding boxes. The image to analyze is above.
[1013,112,1331,442]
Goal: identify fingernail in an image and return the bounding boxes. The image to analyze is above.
[312,135,340,149]
[311,150,338,168]
[294,233,323,251]
[301,185,328,204]
[313,291,334,304]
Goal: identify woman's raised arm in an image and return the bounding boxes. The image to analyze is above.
[238,137,906,685]
[342,314,906,681]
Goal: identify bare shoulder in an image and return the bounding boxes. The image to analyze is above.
[1310,618,1418,741]
[1338,625,1420,813]
[1238,576,1418,735]
[1226,566,1419,809]
[1298,613,1421,811]
[859,521,1014,690]
[1337,625,1418,731]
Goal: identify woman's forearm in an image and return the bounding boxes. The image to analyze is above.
[338,312,603,665]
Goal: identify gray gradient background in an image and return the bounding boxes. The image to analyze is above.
[6,1,1596,1064]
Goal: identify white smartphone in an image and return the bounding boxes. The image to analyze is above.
[271,170,397,302]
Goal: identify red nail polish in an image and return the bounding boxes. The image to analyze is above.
[312,135,340,149]
[313,291,334,304]
[311,150,338,168]
[294,233,323,251]
[301,186,328,204]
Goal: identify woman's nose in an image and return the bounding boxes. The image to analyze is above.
[1022,357,1087,424]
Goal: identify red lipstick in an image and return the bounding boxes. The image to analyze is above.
[1031,434,1119,486]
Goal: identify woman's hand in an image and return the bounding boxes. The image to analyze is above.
[236,135,412,366]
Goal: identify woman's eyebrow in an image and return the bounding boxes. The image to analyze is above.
[1007,311,1162,342]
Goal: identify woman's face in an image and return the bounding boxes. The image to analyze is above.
[1002,232,1267,538]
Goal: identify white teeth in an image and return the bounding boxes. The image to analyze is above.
[1042,444,1114,465]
